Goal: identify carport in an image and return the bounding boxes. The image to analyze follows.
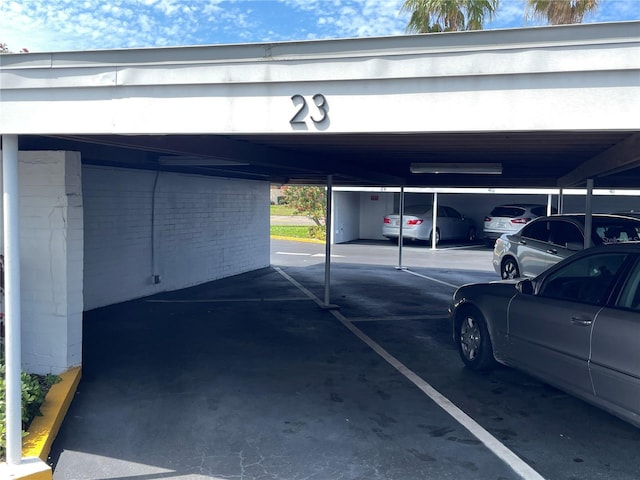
[1,20,639,473]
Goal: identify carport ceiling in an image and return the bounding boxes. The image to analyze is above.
[19,130,640,189]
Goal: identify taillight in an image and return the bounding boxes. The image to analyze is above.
[407,219,424,225]
[511,218,531,224]
[383,217,391,224]
[484,216,492,222]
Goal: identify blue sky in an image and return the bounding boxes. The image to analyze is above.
[1,0,639,53]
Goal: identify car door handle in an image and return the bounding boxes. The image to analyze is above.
[570,316,593,326]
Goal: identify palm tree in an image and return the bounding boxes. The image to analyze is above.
[526,0,600,25]
[402,0,500,33]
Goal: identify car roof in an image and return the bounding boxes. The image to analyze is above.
[532,213,640,222]
[493,203,546,208]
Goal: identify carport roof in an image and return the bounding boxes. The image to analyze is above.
[5,21,640,189]
[18,130,640,188]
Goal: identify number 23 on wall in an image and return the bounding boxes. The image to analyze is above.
[290,94,329,126]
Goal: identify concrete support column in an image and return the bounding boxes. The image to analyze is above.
[2,134,22,465]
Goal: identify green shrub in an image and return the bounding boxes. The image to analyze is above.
[308,225,326,241]
[0,360,60,461]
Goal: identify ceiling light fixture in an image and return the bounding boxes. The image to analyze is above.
[410,163,503,175]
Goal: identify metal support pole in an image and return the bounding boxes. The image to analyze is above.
[323,175,333,307]
[557,188,564,214]
[2,134,22,466]
[396,187,405,270]
[584,179,594,249]
[431,192,438,250]
[547,193,553,216]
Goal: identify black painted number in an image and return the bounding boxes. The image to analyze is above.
[290,94,328,126]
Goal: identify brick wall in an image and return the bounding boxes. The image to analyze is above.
[15,151,84,374]
[83,166,270,310]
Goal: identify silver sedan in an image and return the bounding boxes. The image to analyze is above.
[493,214,640,279]
[383,205,476,245]
[450,242,640,428]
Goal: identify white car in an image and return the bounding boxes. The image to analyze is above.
[483,204,554,246]
[382,205,476,245]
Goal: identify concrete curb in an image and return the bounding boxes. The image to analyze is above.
[270,235,325,244]
[0,366,82,480]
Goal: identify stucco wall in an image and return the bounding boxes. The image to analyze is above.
[82,166,270,310]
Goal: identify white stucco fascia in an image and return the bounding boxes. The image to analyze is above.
[0,21,639,135]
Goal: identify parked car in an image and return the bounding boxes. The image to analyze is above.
[382,205,476,245]
[450,242,640,428]
[483,203,556,246]
[614,210,640,220]
[493,214,640,279]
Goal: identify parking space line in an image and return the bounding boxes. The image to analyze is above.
[146,297,310,303]
[275,266,545,480]
[404,269,459,289]
[349,314,447,322]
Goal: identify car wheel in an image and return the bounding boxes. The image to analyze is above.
[429,229,440,245]
[456,307,496,371]
[467,226,477,242]
[501,257,520,279]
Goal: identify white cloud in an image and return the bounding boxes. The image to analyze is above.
[0,0,637,53]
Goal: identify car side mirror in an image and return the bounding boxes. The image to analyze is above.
[516,279,534,295]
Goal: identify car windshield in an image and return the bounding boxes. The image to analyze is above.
[490,206,526,217]
[592,218,640,244]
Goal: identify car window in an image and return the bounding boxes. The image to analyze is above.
[539,252,629,305]
[616,258,640,311]
[490,206,525,217]
[444,206,460,218]
[530,206,557,216]
[403,205,431,216]
[548,221,583,247]
[593,219,640,244]
[521,220,550,242]
[437,206,448,217]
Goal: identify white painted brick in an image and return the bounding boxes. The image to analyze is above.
[0,150,85,374]
[83,166,270,309]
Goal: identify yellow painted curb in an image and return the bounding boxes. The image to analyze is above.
[0,365,80,480]
[270,235,325,244]
[22,366,82,461]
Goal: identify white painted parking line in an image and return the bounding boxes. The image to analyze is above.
[311,253,345,258]
[275,266,546,480]
[404,269,459,289]
[147,297,310,303]
[349,314,447,322]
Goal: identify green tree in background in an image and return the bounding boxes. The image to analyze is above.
[402,0,499,33]
[282,186,326,227]
[526,0,600,25]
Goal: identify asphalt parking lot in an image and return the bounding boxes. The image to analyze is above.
[50,239,640,480]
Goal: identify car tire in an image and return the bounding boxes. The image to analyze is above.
[456,307,496,371]
[501,257,520,279]
[429,229,440,245]
[467,226,477,242]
